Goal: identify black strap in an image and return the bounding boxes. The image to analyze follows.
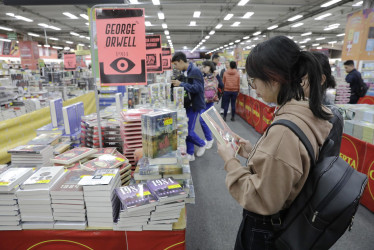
[266,119,316,167]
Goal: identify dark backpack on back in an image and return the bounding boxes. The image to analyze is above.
[266,119,368,250]
[357,78,369,97]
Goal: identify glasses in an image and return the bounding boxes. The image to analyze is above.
[248,77,256,89]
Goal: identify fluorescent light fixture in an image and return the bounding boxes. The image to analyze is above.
[232,22,241,26]
[300,45,306,48]
[158,12,165,20]
[220,46,223,49]
[328,41,337,44]
[243,12,254,18]
[224,14,234,20]
[145,21,152,26]
[85,22,89,26]
[291,22,304,28]
[80,14,88,20]
[235,39,241,43]
[152,0,160,5]
[6,13,15,17]
[305,38,311,41]
[129,0,139,3]
[240,42,245,44]
[164,30,169,35]
[316,37,326,40]
[63,12,78,19]
[48,37,59,41]
[15,15,33,22]
[224,44,228,47]
[299,40,307,44]
[353,1,363,6]
[288,15,303,21]
[70,32,79,36]
[317,46,322,49]
[229,42,234,45]
[168,40,172,43]
[78,43,84,46]
[267,25,278,30]
[205,36,210,39]
[86,36,90,40]
[66,41,73,44]
[202,39,206,42]
[314,13,332,20]
[243,36,250,39]
[189,21,196,26]
[37,44,41,47]
[253,31,261,36]
[44,45,50,48]
[49,26,61,30]
[193,11,201,18]
[287,36,294,39]
[183,46,188,49]
[312,43,320,46]
[27,32,40,37]
[0,26,13,31]
[321,0,342,7]
[301,32,312,36]
[238,0,250,6]
[254,37,259,40]
[64,47,70,50]
[324,23,340,30]
[79,35,85,38]
[0,38,11,42]
[162,23,168,29]
[166,35,171,39]
[246,40,251,43]
[337,33,345,36]
[209,30,215,35]
[52,46,63,49]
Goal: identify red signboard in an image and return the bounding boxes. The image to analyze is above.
[252,99,262,133]
[340,133,367,172]
[162,47,172,71]
[359,142,374,211]
[64,53,77,71]
[19,41,39,70]
[358,96,374,104]
[260,103,275,134]
[236,93,244,118]
[96,8,147,86]
[244,95,252,126]
[146,35,163,73]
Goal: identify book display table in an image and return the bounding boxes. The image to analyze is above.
[358,96,374,104]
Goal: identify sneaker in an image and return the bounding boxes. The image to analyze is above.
[220,109,224,114]
[187,154,195,162]
[228,110,231,114]
[196,144,206,157]
[231,117,235,121]
[205,139,214,150]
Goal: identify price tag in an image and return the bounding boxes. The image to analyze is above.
[0,182,9,186]
[52,128,58,131]
[136,191,151,197]
[36,180,50,184]
[164,118,173,126]
[116,157,125,162]
[103,174,115,176]
[80,175,91,178]
[168,184,181,189]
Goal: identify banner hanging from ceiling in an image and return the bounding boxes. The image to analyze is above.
[162,47,172,71]
[146,35,163,73]
[64,52,77,71]
[96,8,147,86]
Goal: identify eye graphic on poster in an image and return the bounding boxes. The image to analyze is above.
[146,54,157,66]
[110,57,135,73]
[162,59,168,67]
[146,35,163,73]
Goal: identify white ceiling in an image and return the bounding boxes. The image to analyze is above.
[0,0,365,53]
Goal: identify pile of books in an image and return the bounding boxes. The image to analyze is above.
[51,147,97,170]
[0,168,33,230]
[176,109,188,155]
[17,166,65,229]
[50,170,90,230]
[27,133,62,146]
[335,81,351,104]
[78,169,121,229]
[8,145,54,166]
[36,123,65,136]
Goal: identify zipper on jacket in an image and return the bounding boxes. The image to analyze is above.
[311,166,354,223]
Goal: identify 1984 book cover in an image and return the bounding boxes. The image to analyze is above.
[116,183,158,211]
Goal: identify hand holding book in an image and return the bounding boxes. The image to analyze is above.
[217,141,236,163]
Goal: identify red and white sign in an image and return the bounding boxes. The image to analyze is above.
[96,8,147,86]
[162,47,172,71]
[146,35,163,73]
[19,41,39,70]
[64,53,76,71]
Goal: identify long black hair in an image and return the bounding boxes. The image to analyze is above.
[246,35,330,120]
[311,51,336,92]
[202,61,216,73]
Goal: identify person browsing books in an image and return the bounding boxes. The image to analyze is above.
[217,36,332,249]
[344,60,364,104]
[171,52,207,162]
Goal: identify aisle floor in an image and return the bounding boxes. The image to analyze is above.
[185,107,374,250]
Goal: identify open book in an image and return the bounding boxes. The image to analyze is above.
[201,106,240,155]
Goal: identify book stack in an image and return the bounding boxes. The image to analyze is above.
[53,138,72,155]
[78,169,121,229]
[114,183,158,231]
[102,119,122,152]
[24,99,41,113]
[173,87,184,110]
[145,178,187,231]
[176,109,188,155]
[8,145,54,166]
[80,113,99,147]
[149,84,160,107]
[17,166,65,229]
[51,147,97,170]
[50,98,63,128]
[50,170,90,230]
[27,133,62,146]
[81,153,128,172]
[36,123,65,136]
[335,81,351,104]
[0,168,34,231]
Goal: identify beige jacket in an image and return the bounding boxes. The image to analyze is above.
[224,100,332,215]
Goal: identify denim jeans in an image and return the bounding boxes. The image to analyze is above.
[234,209,276,250]
[199,102,214,141]
[186,107,205,155]
[222,91,238,118]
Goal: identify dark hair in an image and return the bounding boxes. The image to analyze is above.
[230,61,237,69]
[246,35,330,120]
[311,51,336,91]
[172,52,187,63]
[212,54,220,61]
[202,61,216,73]
[344,60,354,66]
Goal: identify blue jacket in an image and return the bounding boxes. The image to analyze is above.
[180,63,206,111]
[345,69,362,96]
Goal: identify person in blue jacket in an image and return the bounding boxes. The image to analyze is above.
[171,52,207,161]
[344,60,363,104]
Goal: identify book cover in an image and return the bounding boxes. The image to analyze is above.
[63,104,79,135]
[115,183,158,211]
[173,87,184,109]
[115,93,123,114]
[50,170,91,195]
[22,166,65,189]
[50,98,63,127]
[91,148,117,157]
[149,84,160,106]
[0,168,34,192]
[82,154,126,170]
[75,102,85,130]
[147,177,187,201]
[148,151,179,165]
[51,147,97,165]
[36,123,65,135]
[27,133,62,146]
[8,145,51,154]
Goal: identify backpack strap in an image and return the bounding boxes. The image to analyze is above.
[266,119,316,167]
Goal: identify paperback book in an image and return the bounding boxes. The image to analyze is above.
[147,177,187,203]
[50,170,91,196]
[27,133,62,146]
[51,147,97,165]
[21,166,65,190]
[36,123,65,135]
[8,145,52,154]
[116,183,158,212]
[82,154,127,170]
[63,104,79,135]
[0,168,34,192]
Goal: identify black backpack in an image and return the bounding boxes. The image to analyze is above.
[357,78,369,97]
[266,119,368,250]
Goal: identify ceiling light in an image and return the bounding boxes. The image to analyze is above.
[254,37,259,40]
[27,32,40,37]
[79,35,85,38]
[37,44,41,47]
[238,0,250,6]
[158,12,165,20]
[215,24,223,29]
[0,26,13,31]
[209,30,215,35]
[224,44,228,47]
[64,47,70,50]
[0,38,11,42]
[337,33,345,36]
[129,0,139,3]
[317,46,322,49]
[205,36,210,39]
[312,43,320,46]
[86,36,90,40]
[70,32,79,36]
[66,41,73,44]
[314,13,332,20]
[300,45,306,48]
[164,30,169,35]
[167,40,172,43]
[291,22,304,28]
[305,38,311,41]
[151,0,160,5]
[48,37,59,41]
[299,40,307,44]
[353,1,363,6]
[63,12,78,19]
[219,46,223,49]
[288,15,303,21]
[287,36,294,39]
[15,15,33,22]
[301,32,312,36]
[193,11,201,18]
[50,26,61,30]
[145,21,152,26]
[324,24,340,30]
[246,40,251,43]
[243,12,254,18]
[321,0,342,7]
[229,42,234,45]
[78,43,84,46]
[267,25,278,30]
[316,37,326,40]
[80,14,89,20]
[235,39,241,43]
[240,42,245,44]
[232,22,241,27]
[85,22,89,26]
[162,23,168,29]
[243,36,250,39]
[202,39,206,42]
[44,45,50,48]
[189,21,196,26]
[224,14,234,20]
[253,31,261,36]
[329,41,337,44]
[6,13,15,17]
[52,46,63,49]
[166,35,170,39]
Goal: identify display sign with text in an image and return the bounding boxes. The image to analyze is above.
[146,35,163,73]
[162,47,172,71]
[64,53,77,71]
[19,41,39,70]
[96,8,147,86]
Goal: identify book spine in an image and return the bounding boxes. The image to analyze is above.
[62,107,71,135]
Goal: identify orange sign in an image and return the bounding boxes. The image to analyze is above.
[64,53,76,71]
[162,47,172,71]
[96,8,147,86]
[146,35,163,73]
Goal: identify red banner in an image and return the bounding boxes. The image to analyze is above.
[359,142,374,211]
[146,35,163,73]
[96,8,147,86]
[340,133,367,172]
[39,47,58,59]
[0,229,185,250]
[162,47,172,71]
[236,93,244,118]
[252,99,262,133]
[244,95,252,126]
[261,103,275,134]
[64,53,76,71]
[358,96,374,104]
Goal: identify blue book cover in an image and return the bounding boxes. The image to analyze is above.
[146,177,187,202]
[115,183,158,212]
[36,123,65,135]
[63,105,79,135]
[75,102,84,131]
[50,98,63,127]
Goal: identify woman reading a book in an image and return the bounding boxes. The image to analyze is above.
[217,36,333,249]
